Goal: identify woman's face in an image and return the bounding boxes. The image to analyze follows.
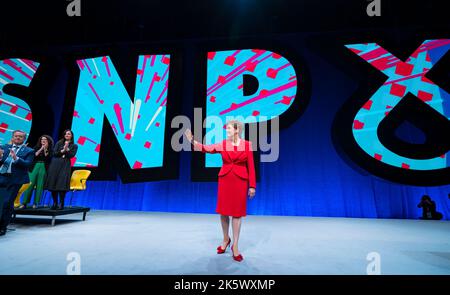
[64,131,72,141]
[226,124,237,138]
[40,137,48,146]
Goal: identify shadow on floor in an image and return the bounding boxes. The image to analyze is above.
[11,217,83,226]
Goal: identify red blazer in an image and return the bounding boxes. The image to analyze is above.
[194,139,256,189]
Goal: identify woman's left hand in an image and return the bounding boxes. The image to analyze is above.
[248,188,256,199]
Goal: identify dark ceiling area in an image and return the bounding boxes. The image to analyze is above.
[0,0,448,47]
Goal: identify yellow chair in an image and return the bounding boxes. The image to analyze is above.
[68,170,91,207]
[14,183,32,208]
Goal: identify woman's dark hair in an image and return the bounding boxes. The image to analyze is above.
[57,129,75,145]
[35,135,54,150]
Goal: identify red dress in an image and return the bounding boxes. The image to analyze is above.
[194,139,256,217]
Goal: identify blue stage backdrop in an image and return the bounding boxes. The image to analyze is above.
[16,31,449,219]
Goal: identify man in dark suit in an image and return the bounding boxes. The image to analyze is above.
[0,130,34,236]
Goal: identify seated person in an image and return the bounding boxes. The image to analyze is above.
[417,195,443,220]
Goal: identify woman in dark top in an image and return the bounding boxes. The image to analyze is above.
[20,135,54,209]
[45,129,78,210]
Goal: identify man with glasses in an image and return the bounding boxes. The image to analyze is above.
[0,130,35,236]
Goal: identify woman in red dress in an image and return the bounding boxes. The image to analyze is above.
[185,120,256,262]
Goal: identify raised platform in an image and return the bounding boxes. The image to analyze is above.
[0,210,449,275]
[13,206,90,226]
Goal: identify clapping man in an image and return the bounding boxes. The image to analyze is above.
[0,130,34,236]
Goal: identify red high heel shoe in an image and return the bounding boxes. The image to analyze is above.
[231,245,244,262]
[217,238,231,254]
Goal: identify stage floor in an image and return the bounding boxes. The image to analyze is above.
[0,210,449,275]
